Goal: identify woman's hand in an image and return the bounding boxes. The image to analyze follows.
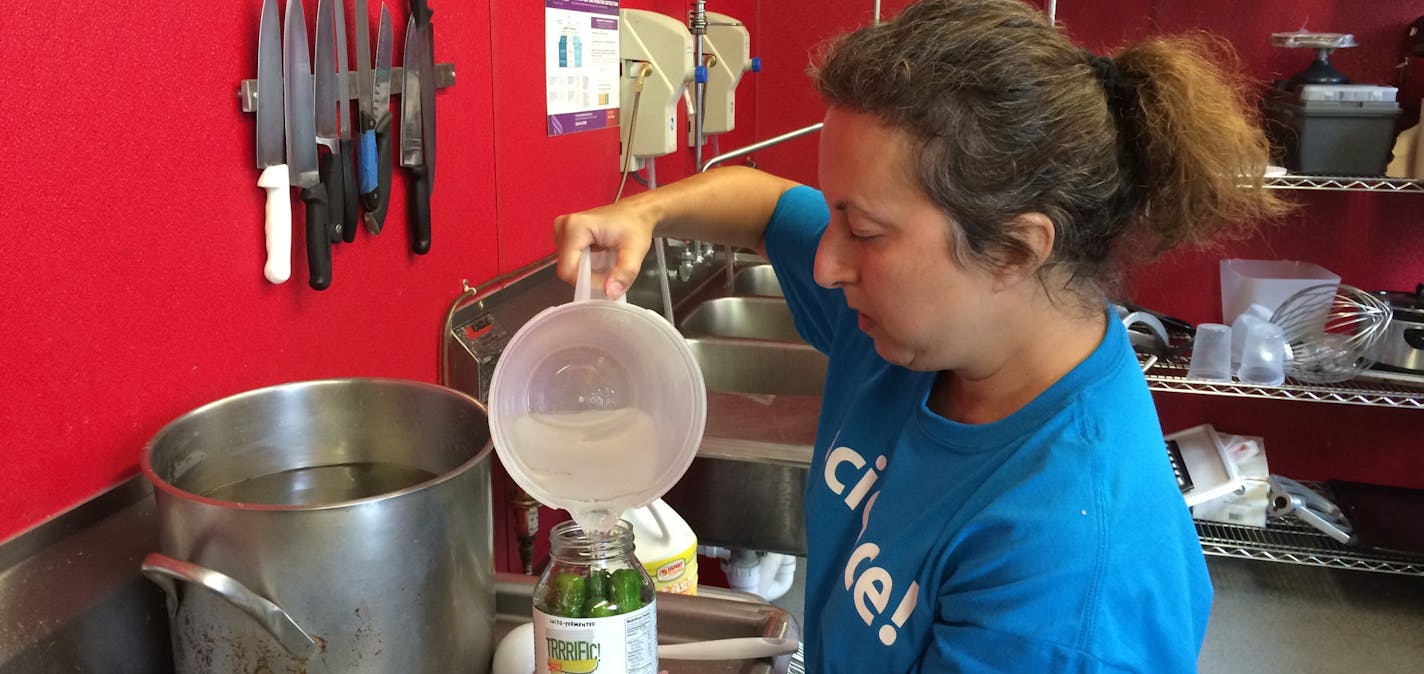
[553,200,657,300]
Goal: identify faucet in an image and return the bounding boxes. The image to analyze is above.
[677,245,696,282]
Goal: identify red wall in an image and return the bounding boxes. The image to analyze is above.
[0,0,750,544]
[2,0,1422,550]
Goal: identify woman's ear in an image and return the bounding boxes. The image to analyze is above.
[993,212,1055,290]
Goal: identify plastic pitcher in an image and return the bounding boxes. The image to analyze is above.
[488,249,706,533]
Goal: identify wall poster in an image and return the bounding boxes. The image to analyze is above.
[545,0,621,136]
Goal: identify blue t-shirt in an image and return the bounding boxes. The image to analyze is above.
[763,186,1211,673]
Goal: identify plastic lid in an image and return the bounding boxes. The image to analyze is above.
[488,250,707,533]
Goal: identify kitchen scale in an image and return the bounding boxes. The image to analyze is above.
[1271,31,1358,86]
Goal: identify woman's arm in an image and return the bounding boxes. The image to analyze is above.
[553,166,801,298]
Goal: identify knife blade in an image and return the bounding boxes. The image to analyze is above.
[400,14,431,255]
[333,0,360,242]
[362,4,394,234]
[285,0,330,290]
[413,0,436,193]
[256,0,289,284]
[355,0,376,195]
[315,0,348,248]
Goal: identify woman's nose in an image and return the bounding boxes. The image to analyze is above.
[813,226,855,289]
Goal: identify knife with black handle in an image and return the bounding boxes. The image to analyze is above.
[284,0,326,290]
[325,144,346,245]
[400,13,432,255]
[339,138,359,243]
[314,0,345,248]
[302,179,333,291]
[332,0,360,243]
[409,162,431,255]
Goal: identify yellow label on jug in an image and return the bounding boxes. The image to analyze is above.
[642,541,698,595]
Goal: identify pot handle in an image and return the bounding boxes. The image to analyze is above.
[141,552,317,660]
[1405,328,1424,350]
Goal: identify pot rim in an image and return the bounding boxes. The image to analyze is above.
[1376,285,1424,322]
[140,377,493,512]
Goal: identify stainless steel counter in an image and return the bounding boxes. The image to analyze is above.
[494,574,798,674]
[0,477,799,674]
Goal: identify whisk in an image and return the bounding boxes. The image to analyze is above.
[1269,283,1392,383]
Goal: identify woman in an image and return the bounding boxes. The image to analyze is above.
[556,0,1286,671]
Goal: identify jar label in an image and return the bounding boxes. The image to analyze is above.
[533,602,657,674]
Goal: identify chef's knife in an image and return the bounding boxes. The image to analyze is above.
[256,0,289,284]
[362,4,394,234]
[333,0,360,243]
[413,0,436,193]
[400,15,431,255]
[314,0,345,247]
[285,0,330,290]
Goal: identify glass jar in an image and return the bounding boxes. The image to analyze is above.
[532,520,657,674]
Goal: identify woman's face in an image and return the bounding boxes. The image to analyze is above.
[814,107,1001,372]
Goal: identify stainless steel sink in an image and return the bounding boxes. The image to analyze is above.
[685,338,826,397]
[731,265,784,297]
[680,297,804,341]
[667,266,823,556]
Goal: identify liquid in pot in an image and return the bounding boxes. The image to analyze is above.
[203,461,438,505]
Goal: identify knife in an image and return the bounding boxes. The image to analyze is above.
[255,0,289,284]
[362,4,394,233]
[355,0,375,195]
[285,0,330,290]
[413,0,436,193]
[400,15,431,255]
[314,0,345,247]
[333,0,360,243]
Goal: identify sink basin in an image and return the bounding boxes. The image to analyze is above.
[731,265,784,297]
[669,268,822,557]
[685,338,826,397]
[680,297,804,341]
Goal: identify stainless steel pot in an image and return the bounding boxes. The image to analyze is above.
[140,378,495,673]
[1373,285,1424,374]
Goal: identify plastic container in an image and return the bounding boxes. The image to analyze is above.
[1230,303,1273,368]
[489,249,707,534]
[1165,424,1244,509]
[623,498,699,595]
[1263,86,1400,175]
[1219,259,1340,325]
[533,520,657,674]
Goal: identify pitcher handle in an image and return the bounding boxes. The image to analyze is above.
[141,552,317,659]
[574,247,626,303]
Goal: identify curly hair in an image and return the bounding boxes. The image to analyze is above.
[811,0,1289,303]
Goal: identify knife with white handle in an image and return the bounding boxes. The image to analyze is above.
[255,0,289,284]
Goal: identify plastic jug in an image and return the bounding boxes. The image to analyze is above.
[489,249,706,534]
[623,498,699,595]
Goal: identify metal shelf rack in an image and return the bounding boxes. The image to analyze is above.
[1143,353,1424,573]
[1197,518,1424,576]
[1265,174,1424,192]
[1142,357,1424,409]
